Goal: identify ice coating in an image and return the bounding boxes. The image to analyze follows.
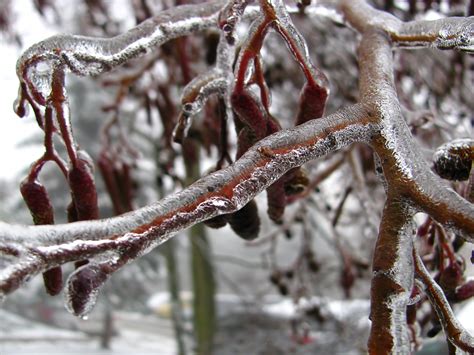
[340,0,474,52]
[400,17,474,52]
[358,30,474,234]
[272,0,329,89]
[16,1,225,105]
[414,247,474,352]
[1,1,474,351]
[432,138,474,181]
[0,104,374,297]
[175,23,235,141]
[373,204,415,354]
[65,262,110,317]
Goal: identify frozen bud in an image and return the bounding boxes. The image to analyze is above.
[278,282,289,296]
[308,259,320,273]
[432,138,473,181]
[455,280,474,302]
[439,261,463,295]
[42,267,63,296]
[20,178,64,295]
[231,90,268,140]
[228,200,260,240]
[284,168,309,196]
[20,178,54,225]
[66,201,78,222]
[65,263,110,317]
[295,82,328,125]
[341,264,355,298]
[266,180,286,224]
[427,323,442,338]
[68,157,99,220]
[204,215,228,229]
[269,270,282,285]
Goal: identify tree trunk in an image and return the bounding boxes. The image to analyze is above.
[184,138,216,355]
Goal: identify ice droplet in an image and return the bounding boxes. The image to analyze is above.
[182,102,195,114]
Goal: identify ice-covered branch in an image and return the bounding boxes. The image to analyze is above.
[0,104,374,298]
[414,247,474,353]
[15,0,225,108]
[356,29,474,240]
[351,14,474,355]
[341,0,474,52]
[368,198,414,355]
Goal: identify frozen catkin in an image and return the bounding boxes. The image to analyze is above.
[228,200,260,240]
[432,138,473,181]
[68,154,99,221]
[20,178,63,296]
[65,263,111,317]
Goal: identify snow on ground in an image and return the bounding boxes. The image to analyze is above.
[0,309,176,355]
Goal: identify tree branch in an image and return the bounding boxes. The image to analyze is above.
[413,247,474,353]
[0,103,374,297]
[368,197,414,355]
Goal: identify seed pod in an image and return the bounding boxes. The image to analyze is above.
[236,126,256,159]
[20,178,54,226]
[69,154,99,270]
[284,167,309,196]
[115,161,134,213]
[267,180,286,224]
[439,261,463,297]
[68,156,99,221]
[455,280,474,302]
[432,138,473,181]
[231,90,267,140]
[204,215,228,229]
[65,263,110,318]
[427,323,442,338]
[66,201,78,222]
[269,270,282,285]
[228,200,260,240]
[341,264,355,298]
[42,267,63,296]
[295,82,328,125]
[98,153,120,213]
[308,259,320,273]
[278,282,289,296]
[20,178,63,295]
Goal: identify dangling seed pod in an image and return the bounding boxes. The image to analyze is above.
[68,154,99,221]
[20,178,63,296]
[266,180,286,224]
[20,178,54,226]
[454,280,474,302]
[295,82,328,126]
[204,215,229,229]
[284,167,309,196]
[68,153,99,270]
[65,263,111,318]
[231,90,268,140]
[438,260,463,297]
[228,200,260,240]
[269,270,282,285]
